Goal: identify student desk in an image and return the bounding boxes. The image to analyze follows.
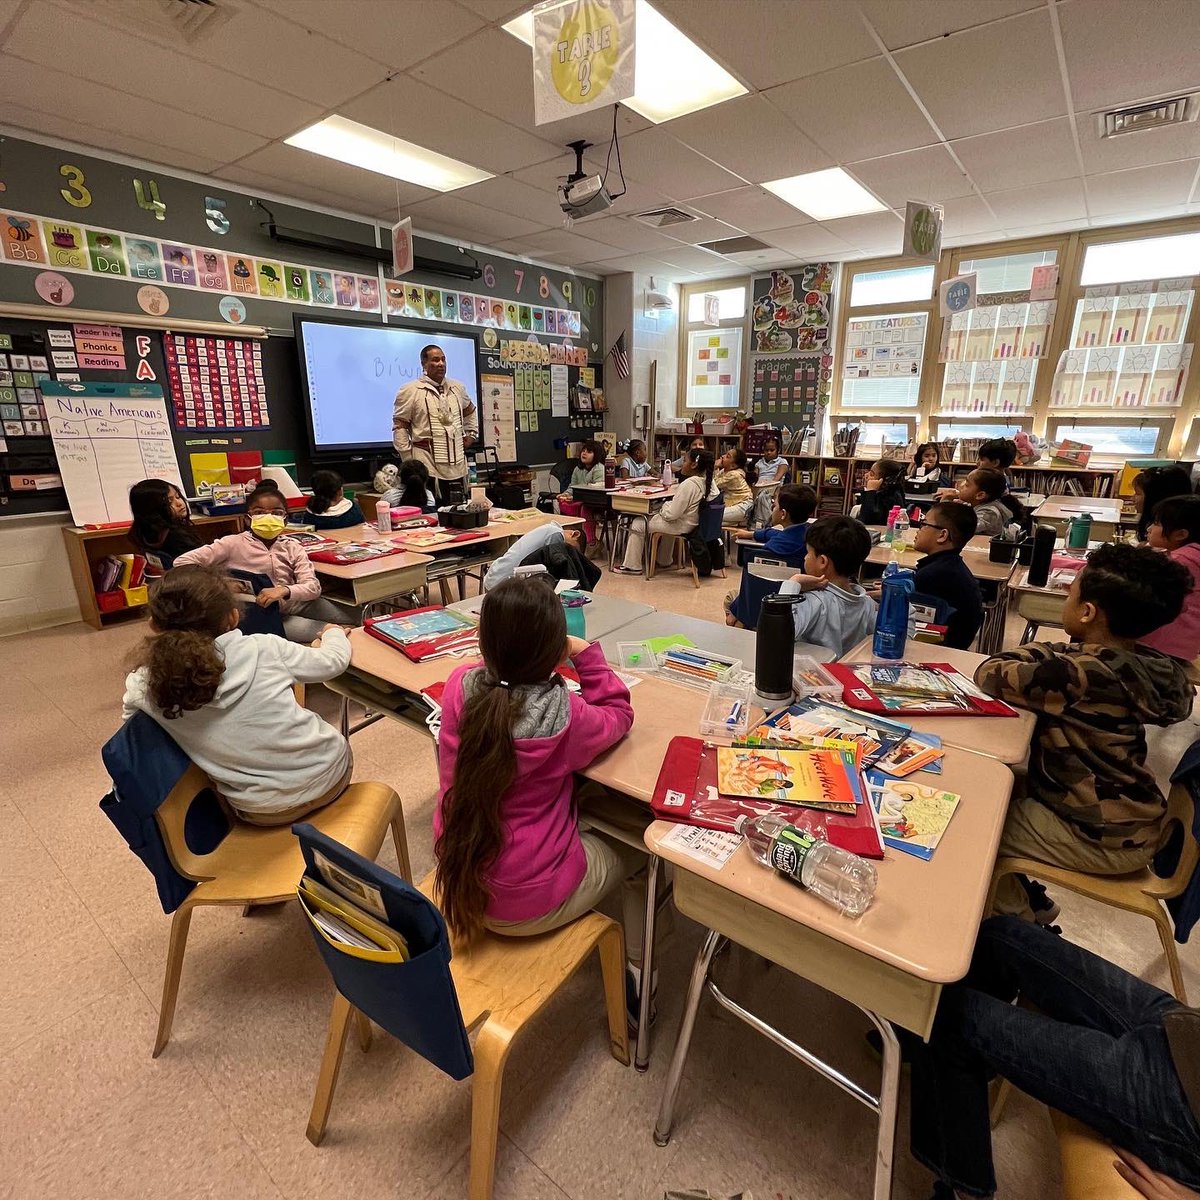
[569,482,679,516]
[839,637,1035,765]
[1035,497,1123,543]
[306,525,435,608]
[646,744,1016,1200]
[864,535,1015,654]
[449,592,656,640]
[1009,566,1072,642]
[595,609,834,665]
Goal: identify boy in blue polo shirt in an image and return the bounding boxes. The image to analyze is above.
[724,485,817,626]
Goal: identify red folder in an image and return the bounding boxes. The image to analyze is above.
[827,662,1018,718]
[308,542,407,565]
[651,736,884,859]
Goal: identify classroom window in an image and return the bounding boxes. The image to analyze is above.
[1080,232,1200,286]
[849,265,934,307]
[686,286,747,323]
[1049,421,1167,457]
[841,312,927,409]
[938,250,1058,418]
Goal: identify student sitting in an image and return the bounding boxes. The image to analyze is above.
[558,439,606,546]
[122,566,353,826]
[1141,495,1200,663]
[305,469,365,530]
[906,442,952,493]
[484,522,588,591]
[753,436,788,486]
[671,435,707,474]
[1135,464,1194,542]
[954,467,1011,539]
[434,577,645,990]
[614,447,718,574]
[715,446,755,526]
[128,478,201,570]
[976,543,1194,920]
[381,459,437,512]
[776,515,877,656]
[910,502,984,650]
[907,915,1200,1200]
[731,483,816,564]
[619,439,652,479]
[935,437,1019,502]
[175,482,355,643]
[855,458,907,526]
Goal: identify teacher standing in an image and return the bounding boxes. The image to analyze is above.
[392,344,478,500]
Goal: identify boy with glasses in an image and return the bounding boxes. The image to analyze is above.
[911,502,984,650]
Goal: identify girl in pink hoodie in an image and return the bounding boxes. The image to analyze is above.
[434,576,643,962]
[1142,494,1200,663]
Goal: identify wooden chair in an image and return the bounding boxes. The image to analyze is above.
[306,870,629,1200]
[152,765,408,1057]
[1052,1112,1140,1200]
[988,782,1197,1002]
[648,502,727,588]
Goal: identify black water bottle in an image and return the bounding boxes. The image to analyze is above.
[1026,523,1056,588]
[756,593,803,702]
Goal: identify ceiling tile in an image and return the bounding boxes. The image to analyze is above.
[177,3,390,107]
[585,253,687,275]
[688,187,814,233]
[654,0,878,90]
[0,99,223,176]
[508,227,630,262]
[609,128,745,200]
[221,143,437,212]
[214,164,376,218]
[4,3,325,140]
[951,118,1080,192]
[759,225,856,260]
[665,94,832,183]
[0,54,268,165]
[820,211,905,254]
[453,174,569,229]
[341,77,562,174]
[251,0,485,71]
[858,0,1043,51]
[940,194,1006,239]
[1059,0,1200,113]
[984,178,1088,226]
[767,58,939,162]
[1085,160,1200,217]
[653,245,732,272]
[406,194,549,242]
[848,146,974,208]
[896,9,1067,139]
[660,216,746,246]
[1077,112,1200,175]
[455,0,530,19]
[570,216,694,253]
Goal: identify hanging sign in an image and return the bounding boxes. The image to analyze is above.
[391,217,414,276]
[903,200,943,263]
[533,0,636,126]
[703,293,719,326]
[939,272,977,318]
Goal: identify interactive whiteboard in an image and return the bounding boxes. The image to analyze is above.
[42,381,184,526]
[295,315,480,452]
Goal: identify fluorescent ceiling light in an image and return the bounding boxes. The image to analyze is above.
[502,0,747,124]
[763,168,886,222]
[285,115,492,192]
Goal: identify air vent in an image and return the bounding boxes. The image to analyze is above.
[59,0,235,43]
[700,235,772,255]
[1099,95,1198,138]
[631,207,698,228]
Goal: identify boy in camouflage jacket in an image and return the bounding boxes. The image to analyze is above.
[975,543,1195,919]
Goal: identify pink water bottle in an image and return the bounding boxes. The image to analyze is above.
[375,498,392,534]
[884,505,901,544]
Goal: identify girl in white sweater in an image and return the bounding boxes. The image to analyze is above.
[122,565,353,825]
[615,447,719,574]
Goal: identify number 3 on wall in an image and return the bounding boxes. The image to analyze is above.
[59,164,92,208]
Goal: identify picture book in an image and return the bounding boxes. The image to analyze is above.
[715,746,861,813]
[828,662,1019,717]
[365,606,474,646]
[865,770,962,860]
[281,530,337,550]
[875,732,945,777]
[742,697,910,767]
[308,541,406,565]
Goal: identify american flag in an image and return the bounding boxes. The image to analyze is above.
[608,331,631,380]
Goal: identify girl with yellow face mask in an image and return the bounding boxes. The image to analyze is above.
[174,482,357,642]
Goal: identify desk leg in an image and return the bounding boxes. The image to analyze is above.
[635,853,662,1072]
[863,1010,901,1200]
[338,693,350,739]
[653,928,723,1145]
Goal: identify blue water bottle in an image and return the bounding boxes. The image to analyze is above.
[872,561,915,660]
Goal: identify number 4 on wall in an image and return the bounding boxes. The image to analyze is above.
[133,177,166,221]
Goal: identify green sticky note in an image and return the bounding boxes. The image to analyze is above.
[645,635,696,655]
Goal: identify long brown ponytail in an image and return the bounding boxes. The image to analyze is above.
[136,566,235,718]
[435,576,567,940]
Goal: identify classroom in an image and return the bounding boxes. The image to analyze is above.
[6,2,1200,1198]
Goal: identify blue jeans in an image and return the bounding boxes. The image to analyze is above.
[909,916,1200,1197]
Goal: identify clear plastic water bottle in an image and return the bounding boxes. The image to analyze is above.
[891,508,910,553]
[375,498,392,534]
[736,813,877,917]
[873,561,914,660]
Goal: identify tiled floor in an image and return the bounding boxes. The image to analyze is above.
[5,564,1200,1200]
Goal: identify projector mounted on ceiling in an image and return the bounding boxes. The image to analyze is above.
[558,140,612,220]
